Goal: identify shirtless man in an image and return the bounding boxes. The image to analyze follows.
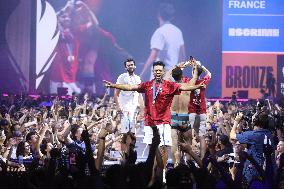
[164,60,198,166]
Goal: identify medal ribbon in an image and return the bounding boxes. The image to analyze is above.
[152,81,162,104]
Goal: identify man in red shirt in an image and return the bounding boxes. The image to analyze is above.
[188,62,211,159]
[103,61,205,169]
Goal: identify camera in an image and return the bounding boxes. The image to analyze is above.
[236,107,254,131]
[241,109,254,124]
[226,153,240,164]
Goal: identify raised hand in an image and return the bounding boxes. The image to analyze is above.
[177,58,195,69]
[82,117,89,126]
[198,80,207,89]
[178,61,191,69]
[235,112,243,123]
[43,110,48,120]
[178,140,192,153]
[81,125,89,142]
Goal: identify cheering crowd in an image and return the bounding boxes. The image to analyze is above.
[0,58,283,189]
[0,1,283,188]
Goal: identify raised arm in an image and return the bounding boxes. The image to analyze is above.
[179,140,202,167]
[184,63,199,89]
[178,44,186,63]
[103,80,140,91]
[199,62,211,78]
[36,123,49,158]
[95,123,112,171]
[19,110,28,125]
[164,65,177,81]
[140,49,158,78]
[179,81,205,91]
[230,113,242,140]
[164,59,194,81]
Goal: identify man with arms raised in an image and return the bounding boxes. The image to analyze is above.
[103,61,205,173]
[164,60,198,166]
[188,61,211,159]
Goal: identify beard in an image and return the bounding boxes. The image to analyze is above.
[127,68,135,74]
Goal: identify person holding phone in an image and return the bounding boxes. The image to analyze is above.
[187,61,211,159]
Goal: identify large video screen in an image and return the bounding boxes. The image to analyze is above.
[222,0,284,99]
[0,0,222,97]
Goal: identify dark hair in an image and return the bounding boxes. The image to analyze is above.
[152,61,165,68]
[121,132,136,144]
[16,141,25,157]
[172,67,183,82]
[158,3,175,21]
[124,58,135,67]
[253,111,269,129]
[71,124,80,140]
[26,131,37,142]
[40,139,48,155]
[219,134,230,147]
[166,164,193,188]
[196,66,203,77]
[0,119,9,126]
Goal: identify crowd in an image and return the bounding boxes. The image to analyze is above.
[1,1,283,189]
[0,90,283,189]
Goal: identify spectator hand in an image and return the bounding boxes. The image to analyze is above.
[234,112,243,123]
[5,113,10,122]
[63,120,70,128]
[229,163,237,180]
[82,117,89,126]
[81,126,89,143]
[178,140,192,153]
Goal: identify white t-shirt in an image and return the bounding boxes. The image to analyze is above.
[116,73,141,112]
[150,23,184,71]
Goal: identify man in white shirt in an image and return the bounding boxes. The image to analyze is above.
[114,58,144,133]
[140,2,185,80]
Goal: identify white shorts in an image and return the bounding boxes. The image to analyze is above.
[120,111,137,134]
[188,113,207,137]
[143,124,172,146]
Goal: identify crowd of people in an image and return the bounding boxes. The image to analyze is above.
[1,1,284,189]
[0,57,284,189]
